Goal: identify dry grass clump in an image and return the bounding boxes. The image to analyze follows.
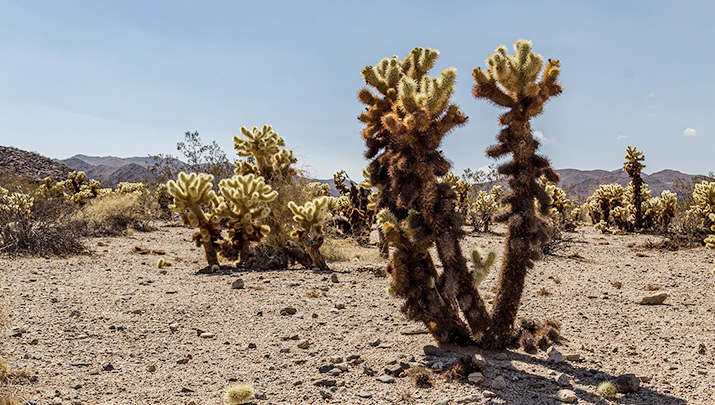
[320,235,382,263]
[443,355,482,381]
[75,193,153,236]
[406,366,432,387]
[515,318,561,354]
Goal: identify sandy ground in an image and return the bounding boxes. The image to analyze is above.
[1,222,714,405]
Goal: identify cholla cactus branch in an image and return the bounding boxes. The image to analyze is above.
[288,196,330,269]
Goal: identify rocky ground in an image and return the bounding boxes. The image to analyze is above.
[1,222,714,404]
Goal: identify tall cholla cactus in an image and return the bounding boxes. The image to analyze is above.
[473,39,562,346]
[167,172,222,267]
[215,174,277,262]
[689,181,715,224]
[360,47,484,345]
[288,196,330,269]
[623,146,646,229]
[705,213,715,250]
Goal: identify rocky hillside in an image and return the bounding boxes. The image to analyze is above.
[57,155,157,187]
[558,168,700,199]
[0,146,71,181]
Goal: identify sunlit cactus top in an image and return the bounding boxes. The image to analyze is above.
[623,145,646,178]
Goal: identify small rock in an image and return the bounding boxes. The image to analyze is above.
[71,382,82,389]
[423,344,442,356]
[28,338,39,345]
[638,375,650,383]
[293,380,303,386]
[376,343,392,349]
[555,389,577,403]
[637,293,668,305]
[169,323,179,333]
[400,324,429,335]
[368,338,381,347]
[376,374,395,383]
[473,354,486,369]
[330,274,339,283]
[248,342,257,349]
[334,302,346,310]
[253,388,266,399]
[615,373,640,393]
[177,357,190,364]
[491,375,507,390]
[231,279,245,289]
[52,398,62,405]
[564,353,580,361]
[319,389,333,399]
[697,343,707,355]
[328,368,342,376]
[147,365,156,372]
[468,372,485,384]
[319,363,334,373]
[297,340,310,349]
[494,352,507,360]
[454,394,483,403]
[363,366,375,376]
[385,364,403,376]
[199,332,215,339]
[280,306,297,315]
[557,374,571,387]
[101,362,114,371]
[70,361,88,367]
[180,386,194,393]
[547,349,564,364]
[313,378,336,387]
[356,391,372,398]
[335,362,349,371]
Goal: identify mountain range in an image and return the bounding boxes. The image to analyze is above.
[0,147,704,199]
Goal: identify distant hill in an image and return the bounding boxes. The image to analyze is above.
[0,146,71,181]
[557,168,699,199]
[57,156,157,187]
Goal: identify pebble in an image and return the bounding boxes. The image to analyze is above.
[564,353,580,361]
[385,364,403,376]
[482,390,497,398]
[557,374,571,386]
[453,393,483,403]
[180,386,194,393]
[147,365,156,372]
[368,338,381,347]
[615,373,640,393]
[70,361,88,367]
[491,375,507,390]
[637,292,668,305]
[101,362,114,371]
[330,274,339,283]
[71,382,82,389]
[494,352,507,360]
[231,279,245,289]
[423,345,442,356]
[199,332,215,339]
[254,389,267,400]
[177,357,190,364]
[356,391,372,398]
[319,363,334,373]
[328,368,342,376]
[248,343,257,349]
[468,372,485,384]
[334,302,346,310]
[319,389,333,399]
[547,349,564,364]
[376,374,395,383]
[313,378,336,387]
[297,340,310,349]
[363,366,375,376]
[400,324,429,335]
[280,306,297,315]
[376,343,392,349]
[556,389,577,403]
[169,323,179,333]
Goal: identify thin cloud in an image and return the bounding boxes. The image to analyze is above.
[682,127,697,136]
[617,134,628,140]
[534,130,554,145]
[648,92,655,98]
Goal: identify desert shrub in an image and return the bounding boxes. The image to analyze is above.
[0,187,84,256]
[75,191,154,236]
[224,383,254,404]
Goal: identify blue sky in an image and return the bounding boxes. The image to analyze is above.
[1,0,712,179]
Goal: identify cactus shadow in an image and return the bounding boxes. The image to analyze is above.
[432,345,686,405]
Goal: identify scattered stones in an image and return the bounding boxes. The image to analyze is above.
[615,373,640,393]
[231,279,245,289]
[368,338,381,347]
[376,374,395,383]
[555,389,577,403]
[356,391,372,398]
[313,378,336,387]
[423,344,442,356]
[400,324,429,335]
[280,306,297,315]
[468,372,485,384]
[491,375,507,390]
[297,340,310,349]
[637,293,668,305]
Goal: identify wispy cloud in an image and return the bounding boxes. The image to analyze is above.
[617,134,628,140]
[682,127,697,136]
[648,92,655,98]
[534,130,554,144]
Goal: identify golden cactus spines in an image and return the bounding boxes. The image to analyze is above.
[287,196,330,269]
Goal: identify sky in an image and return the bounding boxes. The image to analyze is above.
[1,0,713,180]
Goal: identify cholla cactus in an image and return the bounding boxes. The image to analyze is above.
[63,171,101,205]
[623,146,646,229]
[214,174,277,262]
[440,172,471,215]
[360,47,478,345]
[332,170,375,242]
[233,125,296,181]
[167,172,222,267]
[470,249,496,287]
[0,187,33,220]
[287,196,330,269]
[115,182,149,196]
[303,182,331,198]
[469,188,499,232]
[473,39,562,347]
[589,184,625,226]
[594,220,610,233]
[705,213,715,249]
[689,181,715,223]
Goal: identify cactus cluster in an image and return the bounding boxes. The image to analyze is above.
[0,187,33,220]
[331,170,375,243]
[689,181,715,223]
